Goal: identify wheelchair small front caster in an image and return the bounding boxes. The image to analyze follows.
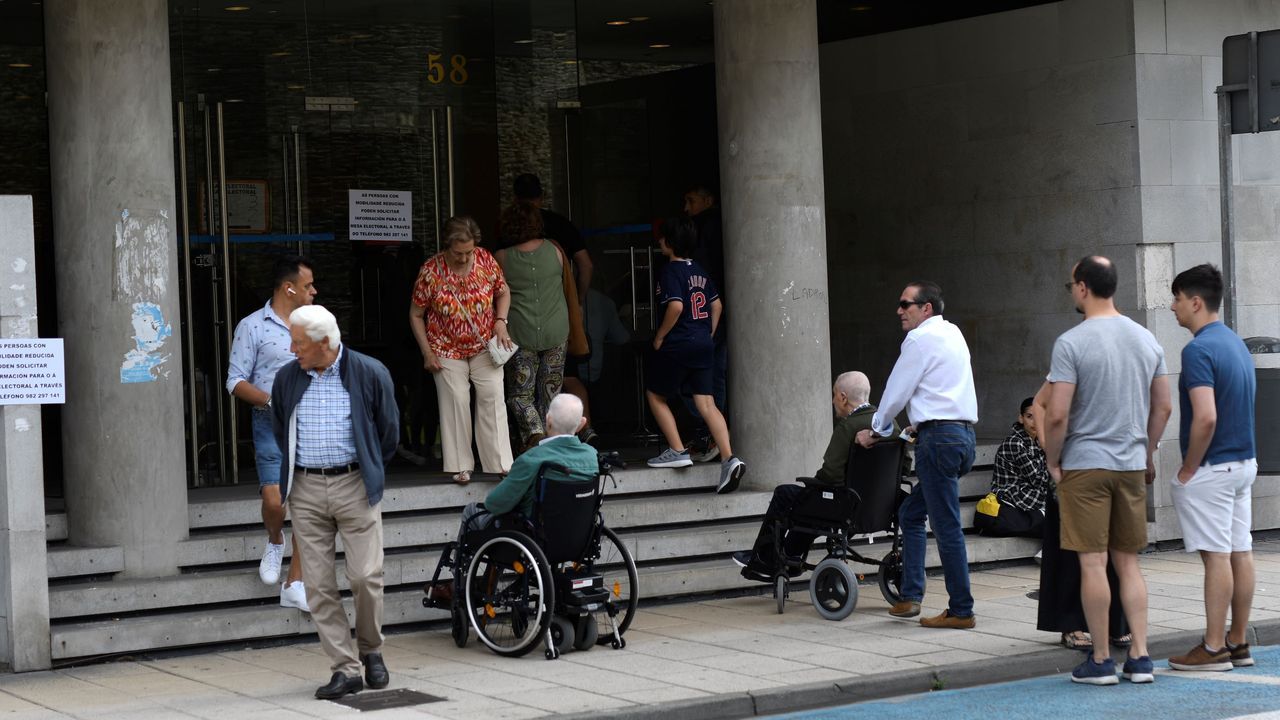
[545,647,559,660]
[610,637,625,650]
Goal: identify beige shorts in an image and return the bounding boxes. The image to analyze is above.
[1058,469,1148,553]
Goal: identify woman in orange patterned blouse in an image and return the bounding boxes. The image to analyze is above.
[409,216,515,483]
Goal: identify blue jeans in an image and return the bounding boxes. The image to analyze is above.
[252,409,283,488]
[898,422,975,617]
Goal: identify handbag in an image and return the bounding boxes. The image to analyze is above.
[486,335,516,367]
[547,239,590,358]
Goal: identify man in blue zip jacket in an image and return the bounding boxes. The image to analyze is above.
[271,305,398,700]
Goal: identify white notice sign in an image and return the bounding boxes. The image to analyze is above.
[0,339,66,405]
[348,189,412,242]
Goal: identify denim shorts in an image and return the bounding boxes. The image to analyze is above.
[251,409,283,487]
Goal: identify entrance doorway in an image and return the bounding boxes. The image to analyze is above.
[175,98,458,486]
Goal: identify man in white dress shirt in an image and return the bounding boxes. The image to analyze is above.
[857,281,978,629]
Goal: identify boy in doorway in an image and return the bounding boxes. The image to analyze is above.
[645,217,745,494]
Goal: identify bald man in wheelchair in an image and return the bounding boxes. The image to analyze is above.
[732,371,881,580]
[429,393,598,603]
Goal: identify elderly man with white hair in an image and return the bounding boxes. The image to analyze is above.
[732,371,884,580]
[429,393,599,604]
[270,305,398,700]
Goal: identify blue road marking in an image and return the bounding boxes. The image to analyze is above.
[773,646,1280,720]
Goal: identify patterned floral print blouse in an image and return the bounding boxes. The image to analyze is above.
[411,248,507,360]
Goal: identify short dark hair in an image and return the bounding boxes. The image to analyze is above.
[1020,396,1034,415]
[685,183,716,201]
[1171,263,1223,312]
[513,173,543,200]
[907,281,944,315]
[500,201,544,244]
[1073,255,1117,299]
[272,255,312,289]
[660,217,698,258]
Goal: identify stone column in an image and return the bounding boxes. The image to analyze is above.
[44,0,188,576]
[0,196,52,671]
[714,0,832,490]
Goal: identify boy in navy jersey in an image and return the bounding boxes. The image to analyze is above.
[646,218,745,494]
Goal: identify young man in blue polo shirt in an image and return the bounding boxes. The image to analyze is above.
[1167,264,1258,672]
[645,218,745,494]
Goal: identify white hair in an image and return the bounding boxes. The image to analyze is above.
[545,393,585,436]
[290,305,341,350]
[834,371,870,405]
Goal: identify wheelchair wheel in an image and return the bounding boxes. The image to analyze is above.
[464,530,555,657]
[775,575,787,614]
[451,606,468,648]
[810,558,858,621]
[549,616,575,655]
[592,526,639,645]
[878,548,904,605]
[573,614,598,651]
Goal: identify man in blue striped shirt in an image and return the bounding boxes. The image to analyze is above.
[226,255,316,610]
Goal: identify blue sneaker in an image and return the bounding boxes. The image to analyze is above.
[1071,656,1118,685]
[1122,655,1155,683]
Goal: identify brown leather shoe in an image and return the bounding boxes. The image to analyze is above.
[426,580,453,606]
[920,610,975,629]
[888,601,921,618]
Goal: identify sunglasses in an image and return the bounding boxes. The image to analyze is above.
[898,300,926,310]
[1063,280,1079,292]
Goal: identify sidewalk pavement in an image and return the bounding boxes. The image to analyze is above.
[3,541,1277,720]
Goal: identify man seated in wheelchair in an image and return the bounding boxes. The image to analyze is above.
[430,393,598,601]
[732,371,887,580]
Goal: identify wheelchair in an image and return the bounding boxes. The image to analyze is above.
[763,439,909,620]
[423,452,638,660]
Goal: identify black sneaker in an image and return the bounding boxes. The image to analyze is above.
[691,438,720,463]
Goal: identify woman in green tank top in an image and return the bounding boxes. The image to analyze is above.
[495,201,569,450]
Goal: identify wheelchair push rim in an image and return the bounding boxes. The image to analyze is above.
[591,525,638,644]
[464,530,556,657]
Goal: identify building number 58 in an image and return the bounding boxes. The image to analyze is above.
[427,52,469,85]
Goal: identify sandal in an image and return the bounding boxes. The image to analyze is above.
[452,470,471,485]
[1110,633,1133,648]
[1061,631,1093,650]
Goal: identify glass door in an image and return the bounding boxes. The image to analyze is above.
[175,98,449,486]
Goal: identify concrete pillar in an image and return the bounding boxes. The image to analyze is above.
[0,196,52,671]
[713,0,832,489]
[44,0,188,576]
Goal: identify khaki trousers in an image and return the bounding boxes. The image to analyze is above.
[288,468,383,676]
[435,353,513,474]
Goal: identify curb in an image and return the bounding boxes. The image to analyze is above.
[560,618,1280,720]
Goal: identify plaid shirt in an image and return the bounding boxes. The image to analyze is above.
[990,422,1052,513]
[295,347,358,468]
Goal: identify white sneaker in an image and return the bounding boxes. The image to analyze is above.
[259,542,284,585]
[280,581,310,612]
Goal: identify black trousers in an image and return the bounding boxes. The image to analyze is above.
[748,484,821,571]
[1036,496,1130,636]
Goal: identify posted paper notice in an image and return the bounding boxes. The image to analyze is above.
[349,189,412,242]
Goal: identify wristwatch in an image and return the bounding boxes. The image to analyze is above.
[495,317,508,323]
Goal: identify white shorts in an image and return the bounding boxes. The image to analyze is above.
[1170,458,1257,553]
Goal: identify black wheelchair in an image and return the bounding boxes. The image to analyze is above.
[423,452,638,660]
[766,439,909,620]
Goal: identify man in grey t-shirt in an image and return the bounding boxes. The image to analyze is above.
[1042,256,1172,686]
